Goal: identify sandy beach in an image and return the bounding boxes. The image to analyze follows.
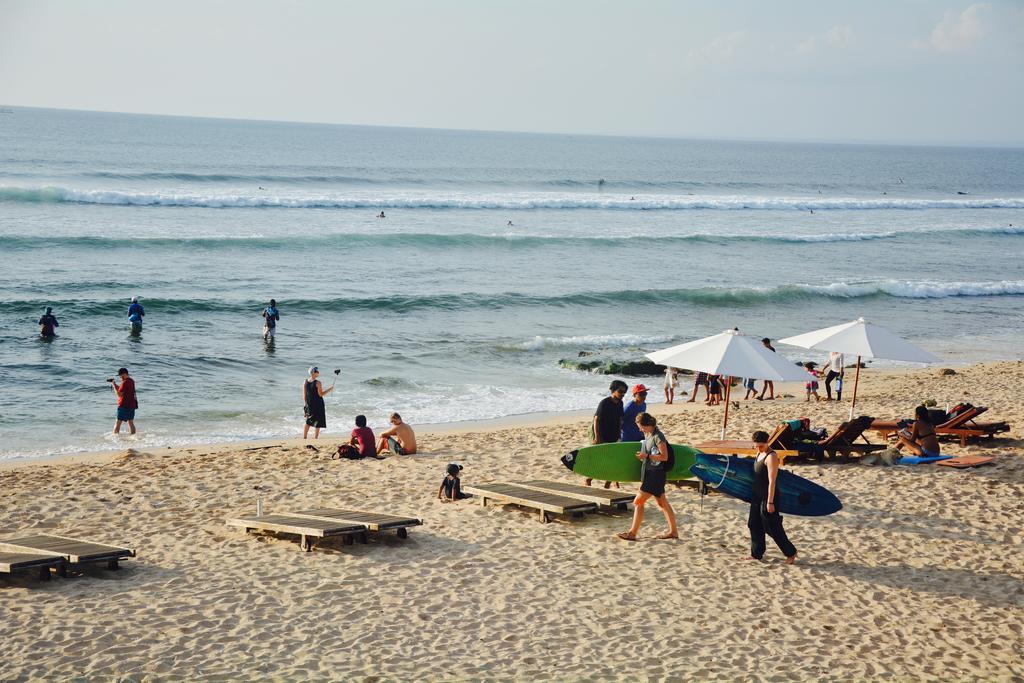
[1,360,1022,681]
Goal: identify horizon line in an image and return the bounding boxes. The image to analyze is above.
[3,102,1023,151]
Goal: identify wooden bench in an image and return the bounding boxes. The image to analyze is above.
[0,534,135,572]
[226,514,368,552]
[0,551,65,581]
[463,483,598,523]
[290,509,422,539]
[515,480,635,509]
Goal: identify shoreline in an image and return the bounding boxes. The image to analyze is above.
[0,360,1007,472]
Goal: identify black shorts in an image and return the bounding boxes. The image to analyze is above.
[640,470,667,497]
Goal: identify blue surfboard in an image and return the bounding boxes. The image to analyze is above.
[690,453,842,517]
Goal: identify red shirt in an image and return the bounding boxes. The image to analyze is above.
[117,377,138,409]
[351,426,375,458]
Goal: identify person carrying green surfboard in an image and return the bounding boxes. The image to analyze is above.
[617,413,679,541]
[587,380,627,488]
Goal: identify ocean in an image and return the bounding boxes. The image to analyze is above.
[1,107,1022,460]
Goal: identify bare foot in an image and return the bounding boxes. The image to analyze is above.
[785,553,798,565]
[656,532,678,540]
[744,555,761,561]
[616,531,637,541]
[585,478,593,487]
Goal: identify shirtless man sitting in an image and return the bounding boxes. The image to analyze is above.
[377,412,417,455]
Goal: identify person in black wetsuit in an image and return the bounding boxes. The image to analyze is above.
[38,307,59,337]
[302,366,334,439]
[748,430,798,564]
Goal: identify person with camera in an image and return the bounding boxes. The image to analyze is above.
[109,367,138,435]
[302,367,334,439]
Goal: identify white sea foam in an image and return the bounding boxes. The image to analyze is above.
[4,186,1024,211]
[513,333,677,351]
[805,279,1024,299]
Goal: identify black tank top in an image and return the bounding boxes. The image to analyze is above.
[304,380,323,409]
[753,451,774,502]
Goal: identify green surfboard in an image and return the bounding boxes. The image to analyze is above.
[560,442,700,482]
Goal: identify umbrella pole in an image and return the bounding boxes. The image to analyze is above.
[721,376,731,439]
[849,356,861,420]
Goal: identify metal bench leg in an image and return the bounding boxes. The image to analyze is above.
[397,527,408,539]
[300,535,312,552]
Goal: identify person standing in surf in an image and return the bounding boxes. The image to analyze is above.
[617,412,678,541]
[127,296,145,332]
[587,380,627,487]
[110,367,138,435]
[262,299,280,341]
[302,367,333,439]
[747,430,797,564]
[38,307,59,338]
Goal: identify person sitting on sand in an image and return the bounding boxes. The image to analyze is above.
[747,430,797,564]
[438,463,468,501]
[335,414,379,459]
[896,405,941,457]
[38,306,59,338]
[377,412,417,455]
[617,413,678,541]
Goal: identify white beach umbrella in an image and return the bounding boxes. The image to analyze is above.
[779,317,940,418]
[646,329,808,438]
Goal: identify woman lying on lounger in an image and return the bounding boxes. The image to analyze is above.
[896,405,941,457]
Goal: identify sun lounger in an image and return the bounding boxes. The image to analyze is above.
[462,483,598,523]
[0,551,65,581]
[289,509,422,539]
[871,406,1010,446]
[0,534,135,571]
[815,416,887,460]
[515,479,635,509]
[227,513,369,552]
[871,406,982,438]
[696,423,800,463]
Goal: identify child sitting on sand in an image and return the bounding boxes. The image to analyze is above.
[804,363,821,402]
[438,463,468,501]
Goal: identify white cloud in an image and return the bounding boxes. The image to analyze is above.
[917,3,990,52]
[795,25,853,56]
[686,30,749,66]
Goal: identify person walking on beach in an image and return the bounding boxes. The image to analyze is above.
[588,380,627,487]
[261,299,280,340]
[758,338,776,400]
[617,412,678,541]
[38,307,59,338]
[686,372,709,403]
[747,430,797,564]
[302,367,333,439]
[377,412,417,455]
[822,351,844,401]
[707,374,723,406]
[803,363,821,402]
[127,296,145,332]
[110,367,138,435]
[621,384,648,442]
[663,367,678,404]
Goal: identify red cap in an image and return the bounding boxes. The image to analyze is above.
[632,384,649,395]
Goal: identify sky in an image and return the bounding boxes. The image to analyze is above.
[2,0,1023,145]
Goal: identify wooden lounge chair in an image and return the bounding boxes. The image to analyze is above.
[816,416,887,460]
[871,406,1010,446]
[696,423,800,463]
[0,534,135,571]
[462,483,598,523]
[226,513,368,552]
[0,551,65,581]
[870,406,983,439]
[515,479,635,509]
[289,509,422,539]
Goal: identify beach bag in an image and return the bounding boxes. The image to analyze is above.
[333,444,362,460]
[664,443,675,471]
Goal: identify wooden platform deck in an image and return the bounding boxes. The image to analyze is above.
[515,480,635,508]
[226,514,368,552]
[0,552,65,581]
[462,483,598,523]
[0,534,135,570]
[290,509,422,539]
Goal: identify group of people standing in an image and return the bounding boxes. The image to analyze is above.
[590,378,798,563]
